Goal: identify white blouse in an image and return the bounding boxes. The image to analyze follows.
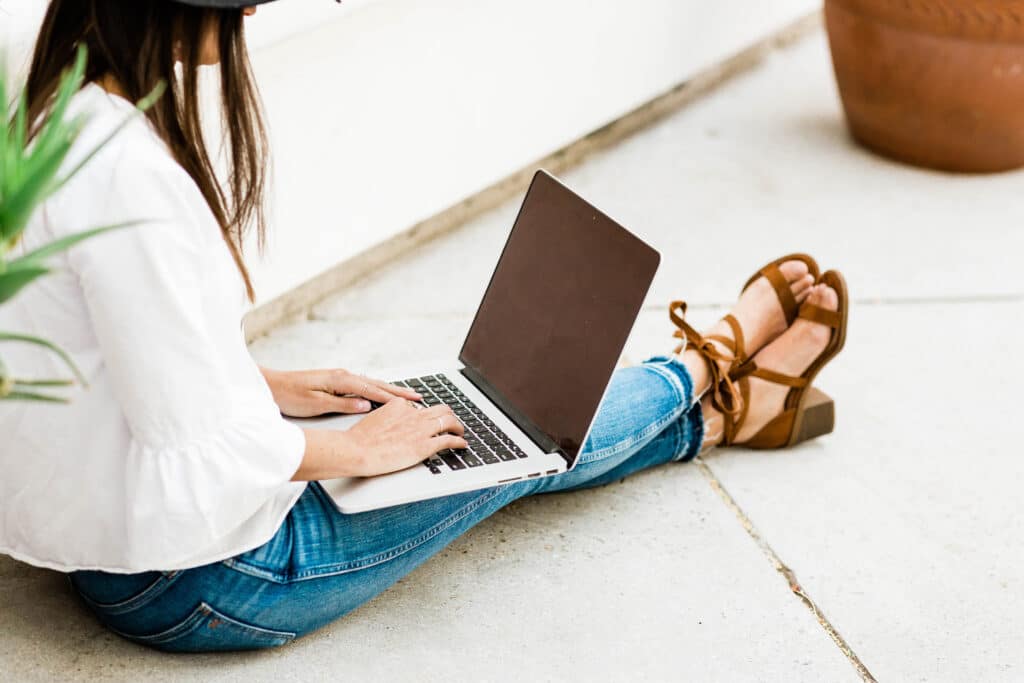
[0,84,307,573]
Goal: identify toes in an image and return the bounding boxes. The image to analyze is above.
[805,284,825,307]
[802,286,835,345]
[809,283,839,311]
[819,284,839,311]
[778,260,810,283]
[792,273,815,299]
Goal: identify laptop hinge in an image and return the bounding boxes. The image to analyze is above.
[459,366,568,463]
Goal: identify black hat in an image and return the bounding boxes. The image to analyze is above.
[172,0,339,7]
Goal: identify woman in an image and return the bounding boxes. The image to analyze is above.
[0,0,848,652]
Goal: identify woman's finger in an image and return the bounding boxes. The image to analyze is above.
[351,382,402,405]
[344,376,419,404]
[366,377,421,401]
[326,396,373,414]
[379,396,418,413]
[420,404,458,420]
[420,406,464,437]
[431,434,469,455]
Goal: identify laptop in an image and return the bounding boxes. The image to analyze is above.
[295,170,660,513]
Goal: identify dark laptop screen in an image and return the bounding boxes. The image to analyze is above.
[459,171,660,464]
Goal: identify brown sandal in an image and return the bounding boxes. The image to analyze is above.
[723,270,848,449]
[668,253,821,413]
[742,253,821,327]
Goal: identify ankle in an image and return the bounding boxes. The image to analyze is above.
[700,397,724,452]
[680,349,713,398]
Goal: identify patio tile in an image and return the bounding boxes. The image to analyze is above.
[704,300,1024,682]
[0,464,857,682]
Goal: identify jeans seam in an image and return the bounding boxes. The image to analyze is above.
[74,571,182,615]
[224,487,505,583]
[664,419,685,464]
[108,602,298,645]
[674,403,705,463]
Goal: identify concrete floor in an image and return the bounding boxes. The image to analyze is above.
[3,31,1022,682]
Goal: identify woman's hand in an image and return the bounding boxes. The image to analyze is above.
[295,400,469,481]
[261,367,422,418]
[343,400,468,477]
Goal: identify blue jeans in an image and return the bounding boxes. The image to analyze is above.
[71,357,703,653]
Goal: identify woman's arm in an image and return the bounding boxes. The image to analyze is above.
[293,399,468,481]
[67,158,308,544]
[261,367,422,418]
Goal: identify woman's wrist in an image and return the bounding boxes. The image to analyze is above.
[293,429,366,481]
[260,367,289,406]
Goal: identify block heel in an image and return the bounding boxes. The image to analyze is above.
[791,387,835,447]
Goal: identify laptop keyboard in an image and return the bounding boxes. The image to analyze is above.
[387,374,529,474]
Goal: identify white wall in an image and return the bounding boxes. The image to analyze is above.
[250,0,818,304]
[1,0,44,83]
[2,0,818,305]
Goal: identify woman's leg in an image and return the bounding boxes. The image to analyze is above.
[72,356,706,652]
[71,260,823,652]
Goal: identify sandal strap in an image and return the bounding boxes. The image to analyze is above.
[720,362,806,446]
[705,334,736,356]
[742,362,808,388]
[721,375,751,447]
[719,314,747,366]
[754,264,799,326]
[692,314,747,370]
[669,301,744,419]
[798,302,842,328]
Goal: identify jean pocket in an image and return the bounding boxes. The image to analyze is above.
[74,571,182,616]
[123,602,296,653]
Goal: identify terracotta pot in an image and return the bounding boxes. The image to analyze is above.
[825,0,1024,172]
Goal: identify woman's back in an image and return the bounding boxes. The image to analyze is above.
[0,83,305,573]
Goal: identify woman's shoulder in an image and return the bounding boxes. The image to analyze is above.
[63,84,190,192]
[45,85,208,234]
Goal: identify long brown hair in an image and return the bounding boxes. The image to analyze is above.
[26,0,268,300]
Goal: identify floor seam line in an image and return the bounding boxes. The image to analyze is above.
[303,291,1024,324]
[694,457,878,683]
[641,293,1023,312]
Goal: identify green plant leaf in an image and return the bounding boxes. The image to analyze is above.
[0,67,8,183]
[0,45,151,404]
[136,80,168,112]
[14,379,74,387]
[1,390,68,403]
[0,142,72,243]
[8,221,140,267]
[0,45,89,243]
[27,45,87,159]
[0,332,86,386]
[0,263,50,304]
[11,87,27,175]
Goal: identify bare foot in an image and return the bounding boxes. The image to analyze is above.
[681,260,814,393]
[709,260,815,360]
[705,283,838,445]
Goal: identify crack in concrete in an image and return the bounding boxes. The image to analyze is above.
[694,458,878,683]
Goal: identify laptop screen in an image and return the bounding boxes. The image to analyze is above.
[459,171,660,464]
